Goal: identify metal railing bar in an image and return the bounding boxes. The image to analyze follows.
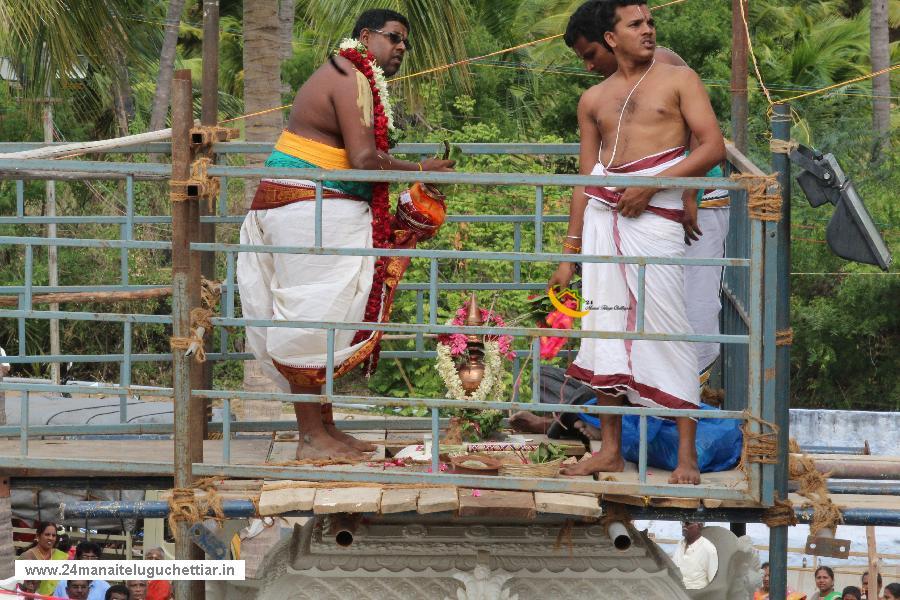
[0,159,748,189]
[0,381,747,420]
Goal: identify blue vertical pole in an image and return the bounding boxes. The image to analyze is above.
[120,322,132,423]
[531,339,540,403]
[222,398,231,464]
[768,102,792,600]
[15,180,24,217]
[534,186,544,253]
[415,291,424,352]
[429,259,438,325]
[19,390,28,456]
[513,223,521,283]
[314,181,323,247]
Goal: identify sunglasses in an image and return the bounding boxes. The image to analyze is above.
[370,29,412,52]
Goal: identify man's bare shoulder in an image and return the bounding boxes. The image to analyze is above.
[654,62,697,78]
[580,80,612,104]
[655,46,688,68]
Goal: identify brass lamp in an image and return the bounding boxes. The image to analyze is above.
[457,293,486,393]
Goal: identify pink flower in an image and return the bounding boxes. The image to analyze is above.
[538,306,575,360]
[472,489,482,497]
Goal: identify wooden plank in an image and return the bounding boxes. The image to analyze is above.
[380,489,419,514]
[534,492,601,518]
[313,487,381,514]
[258,487,316,516]
[417,487,458,514]
[458,489,536,520]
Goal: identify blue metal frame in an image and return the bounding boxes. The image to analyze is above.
[0,143,771,503]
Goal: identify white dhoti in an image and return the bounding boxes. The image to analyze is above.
[684,203,730,373]
[237,180,375,392]
[567,147,700,410]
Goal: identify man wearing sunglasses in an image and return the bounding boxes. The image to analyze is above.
[238,9,454,462]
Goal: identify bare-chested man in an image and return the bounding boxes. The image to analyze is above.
[548,0,725,483]
[511,0,730,437]
[237,9,454,461]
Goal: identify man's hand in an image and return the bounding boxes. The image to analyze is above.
[420,158,455,172]
[616,187,655,218]
[548,262,576,292]
[681,191,702,245]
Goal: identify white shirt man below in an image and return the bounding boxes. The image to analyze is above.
[671,522,718,589]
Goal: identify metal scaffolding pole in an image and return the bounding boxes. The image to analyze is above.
[171,69,198,600]
[768,102,792,600]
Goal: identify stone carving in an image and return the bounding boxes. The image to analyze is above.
[241,518,693,600]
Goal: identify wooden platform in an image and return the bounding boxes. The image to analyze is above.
[3,431,897,516]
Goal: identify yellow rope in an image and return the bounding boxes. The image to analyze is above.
[738,0,774,105]
[219,0,689,126]
[776,63,900,104]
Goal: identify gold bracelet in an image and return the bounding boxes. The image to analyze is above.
[416,162,423,171]
[562,241,581,252]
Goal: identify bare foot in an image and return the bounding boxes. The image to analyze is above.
[325,424,378,452]
[509,411,553,433]
[669,459,701,485]
[573,420,602,441]
[560,452,626,476]
[296,431,366,461]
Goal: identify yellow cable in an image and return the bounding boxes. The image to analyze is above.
[775,63,900,104]
[738,0,774,106]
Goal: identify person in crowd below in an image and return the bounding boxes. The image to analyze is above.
[671,521,718,589]
[844,586,864,600]
[863,571,884,600]
[66,580,91,600]
[143,547,171,600]
[105,584,130,600]
[18,581,38,595]
[54,541,111,599]
[126,580,148,600]
[16,521,68,596]
[810,566,842,600]
[756,562,806,599]
[882,583,900,600]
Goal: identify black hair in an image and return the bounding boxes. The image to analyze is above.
[352,9,410,39]
[841,586,862,600]
[105,585,130,600]
[761,562,769,569]
[885,583,900,597]
[75,540,102,559]
[564,0,647,51]
[863,570,884,586]
[815,565,835,580]
[28,521,59,550]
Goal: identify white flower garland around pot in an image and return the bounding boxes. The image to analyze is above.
[435,340,506,402]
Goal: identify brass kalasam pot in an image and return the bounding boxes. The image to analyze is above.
[458,355,486,393]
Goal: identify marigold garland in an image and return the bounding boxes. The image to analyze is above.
[337,39,394,372]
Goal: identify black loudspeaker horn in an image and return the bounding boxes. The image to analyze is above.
[788,144,891,270]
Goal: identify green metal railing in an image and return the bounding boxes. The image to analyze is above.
[0,141,774,504]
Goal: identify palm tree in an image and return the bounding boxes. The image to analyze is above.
[149,0,188,132]
[0,0,146,117]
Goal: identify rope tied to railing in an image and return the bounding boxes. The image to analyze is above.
[167,488,201,541]
[776,327,794,346]
[169,307,214,362]
[788,438,843,535]
[732,173,782,221]
[769,139,800,154]
[762,497,798,528]
[740,411,779,466]
[169,157,218,204]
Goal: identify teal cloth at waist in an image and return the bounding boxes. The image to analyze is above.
[265,150,372,200]
[695,164,726,205]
